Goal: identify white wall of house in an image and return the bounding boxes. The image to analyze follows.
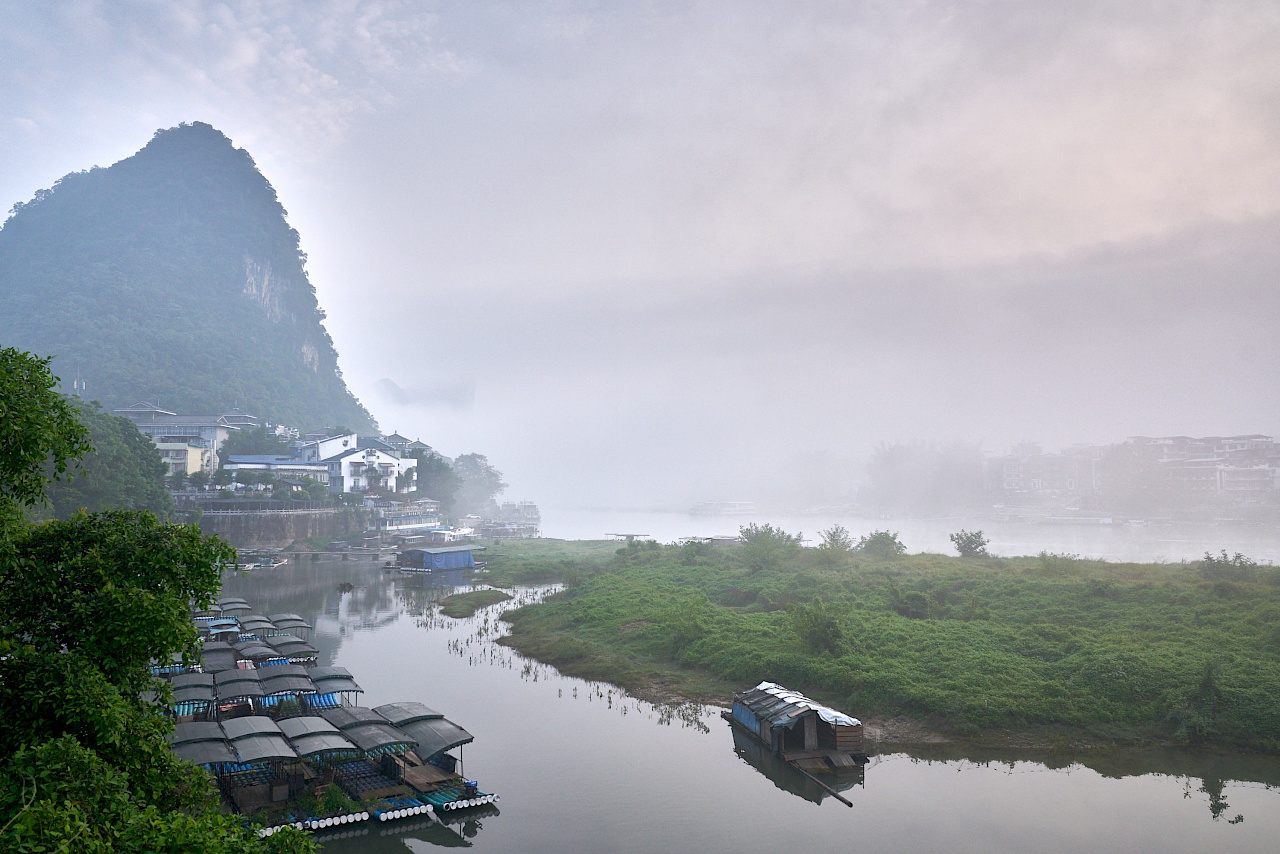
[326,447,413,493]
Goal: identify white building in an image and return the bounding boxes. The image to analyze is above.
[325,446,414,493]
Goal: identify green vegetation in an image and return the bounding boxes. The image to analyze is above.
[439,589,513,618]
[501,531,1280,750]
[950,529,990,558]
[453,453,507,516]
[483,538,622,587]
[854,529,906,558]
[0,122,374,432]
[218,426,293,465]
[41,400,172,520]
[408,450,461,514]
[0,348,311,852]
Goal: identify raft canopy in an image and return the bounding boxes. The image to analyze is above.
[222,716,297,763]
[374,702,472,760]
[277,716,360,758]
[259,665,317,697]
[199,645,237,673]
[309,666,363,696]
[267,613,312,631]
[215,669,266,699]
[321,706,417,754]
[263,635,318,659]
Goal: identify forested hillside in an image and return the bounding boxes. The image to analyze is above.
[0,122,375,432]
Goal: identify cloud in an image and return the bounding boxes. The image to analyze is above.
[375,377,476,411]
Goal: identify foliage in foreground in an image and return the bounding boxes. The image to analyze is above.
[502,534,1280,749]
[0,347,312,852]
[40,400,172,521]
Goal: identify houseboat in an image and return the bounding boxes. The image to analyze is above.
[396,545,487,573]
[725,681,866,804]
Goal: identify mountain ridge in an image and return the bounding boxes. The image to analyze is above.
[0,121,376,432]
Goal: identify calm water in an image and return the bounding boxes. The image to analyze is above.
[540,507,1280,563]
[224,558,1280,853]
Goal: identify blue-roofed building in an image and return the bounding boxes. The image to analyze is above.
[397,545,486,572]
[224,455,329,483]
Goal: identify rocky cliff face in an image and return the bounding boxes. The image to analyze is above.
[0,122,375,432]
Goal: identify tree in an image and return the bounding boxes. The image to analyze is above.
[412,451,461,515]
[738,523,802,573]
[299,476,329,501]
[218,425,292,466]
[854,530,906,558]
[454,453,507,516]
[42,400,172,520]
[814,525,854,567]
[950,529,990,558]
[0,348,89,521]
[189,470,210,489]
[0,348,312,853]
[818,525,855,552]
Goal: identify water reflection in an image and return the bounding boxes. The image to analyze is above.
[730,727,865,806]
[223,559,1280,853]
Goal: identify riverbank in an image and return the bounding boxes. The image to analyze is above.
[489,536,1280,753]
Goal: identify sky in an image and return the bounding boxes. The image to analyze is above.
[3,1,1280,509]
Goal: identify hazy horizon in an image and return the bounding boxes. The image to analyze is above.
[5,2,1280,508]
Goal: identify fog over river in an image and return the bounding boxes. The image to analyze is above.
[224,558,1280,854]
[540,508,1280,564]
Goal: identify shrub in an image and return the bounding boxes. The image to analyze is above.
[950,529,990,558]
[854,530,906,558]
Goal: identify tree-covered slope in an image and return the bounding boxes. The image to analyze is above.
[0,122,375,432]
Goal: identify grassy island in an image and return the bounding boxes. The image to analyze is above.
[491,534,1280,752]
[440,588,513,618]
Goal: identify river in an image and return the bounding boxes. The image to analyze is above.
[539,507,1280,563]
[223,557,1280,853]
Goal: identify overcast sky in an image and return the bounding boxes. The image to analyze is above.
[4,1,1280,508]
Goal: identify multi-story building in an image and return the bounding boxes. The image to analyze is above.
[115,403,245,474]
[154,442,213,477]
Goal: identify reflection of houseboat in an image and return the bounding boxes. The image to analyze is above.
[730,726,863,805]
[724,682,866,806]
[396,545,487,573]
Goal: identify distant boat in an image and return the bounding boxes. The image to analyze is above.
[689,501,757,516]
[236,549,287,570]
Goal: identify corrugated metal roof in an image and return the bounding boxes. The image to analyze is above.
[736,682,861,728]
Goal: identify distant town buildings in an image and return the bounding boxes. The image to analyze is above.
[988,435,1280,516]
[118,403,423,493]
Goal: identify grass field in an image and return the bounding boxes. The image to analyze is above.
[493,535,1280,751]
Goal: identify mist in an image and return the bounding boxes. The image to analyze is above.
[4,1,1280,511]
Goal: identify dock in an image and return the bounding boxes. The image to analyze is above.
[163,596,498,835]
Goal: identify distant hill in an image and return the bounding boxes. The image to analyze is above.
[0,122,375,433]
